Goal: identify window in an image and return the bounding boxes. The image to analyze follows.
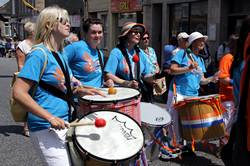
[169,1,208,37]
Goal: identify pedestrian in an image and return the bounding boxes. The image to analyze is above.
[15,21,36,137]
[12,6,103,166]
[218,34,238,134]
[64,18,113,88]
[104,22,157,102]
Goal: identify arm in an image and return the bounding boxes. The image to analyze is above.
[15,48,26,71]
[13,78,67,129]
[106,72,139,88]
[170,62,197,75]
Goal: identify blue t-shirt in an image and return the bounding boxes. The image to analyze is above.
[64,40,104,88]
[104,47,152,81]
[142,47,159,74]
[163,44,176,69]
[18,44,72,132]
[170,49,206,96]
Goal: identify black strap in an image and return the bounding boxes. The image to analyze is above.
[97,48,104,84]
[51,51,75,121]
[117,44,134,80]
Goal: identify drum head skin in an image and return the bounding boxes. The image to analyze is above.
[80,87,140,103]
[74,110,144,162]
[140,102,171,127]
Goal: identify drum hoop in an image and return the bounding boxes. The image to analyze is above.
[79,94,141,104]
[74,110,144,162]
[141,121,171,128]
[79,87,141,104]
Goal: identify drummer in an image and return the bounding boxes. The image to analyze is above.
[165,32,219,153]
[64,18,113,88]
[12,6,104,166]
[104,22,158,102]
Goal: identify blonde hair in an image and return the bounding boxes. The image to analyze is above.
[24,21,35,36]
[34,6,69,51]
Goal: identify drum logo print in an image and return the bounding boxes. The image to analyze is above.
[112,116,137,140]
[155,116,164,122]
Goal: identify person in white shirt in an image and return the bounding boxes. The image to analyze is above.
[15,21,35,137]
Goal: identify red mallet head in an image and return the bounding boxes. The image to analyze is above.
[95,118,106,127]
[132,54,139,63]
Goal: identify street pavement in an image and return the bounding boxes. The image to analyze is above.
[0,57,225,166]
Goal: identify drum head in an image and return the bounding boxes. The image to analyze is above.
[74,110,144,162]
[140,102,171,127]
[80,87,140,103]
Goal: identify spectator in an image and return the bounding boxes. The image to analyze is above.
[15,21,36,137]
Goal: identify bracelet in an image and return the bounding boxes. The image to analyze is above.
[48,117,56,123]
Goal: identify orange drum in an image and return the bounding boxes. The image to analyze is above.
[174,94,225,141]
[78,87,141,124]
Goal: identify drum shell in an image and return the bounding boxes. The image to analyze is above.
[79,96,141,124]
[176,99,225,141]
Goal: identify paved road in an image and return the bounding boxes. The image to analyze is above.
[0,57,225,166]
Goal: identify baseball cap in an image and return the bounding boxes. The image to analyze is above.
[177,32,189,40]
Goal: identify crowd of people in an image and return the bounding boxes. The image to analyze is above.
[9,4,250,166]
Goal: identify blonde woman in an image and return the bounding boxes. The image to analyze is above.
[15,21,35,137]
[13,6,103,166]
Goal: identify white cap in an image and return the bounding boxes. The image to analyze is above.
[188,32,208,46]
[177,32,189,40]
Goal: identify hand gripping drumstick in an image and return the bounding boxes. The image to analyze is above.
[69,118,106,127]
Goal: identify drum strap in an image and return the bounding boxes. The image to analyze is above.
[97,48,104,83]
[39,51,76,121]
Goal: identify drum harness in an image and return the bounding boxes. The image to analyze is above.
[117,44,153,102]
[38,51,77,122]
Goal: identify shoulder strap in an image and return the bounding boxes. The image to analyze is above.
[97,48,104,84]
[97,48,104,73]
[51,51,75,121]
[30,47,48,97]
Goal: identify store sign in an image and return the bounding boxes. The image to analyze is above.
[111,0,142,13]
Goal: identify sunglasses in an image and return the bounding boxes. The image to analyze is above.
[57,17,69,25]
[142,37,149,40]
[130,30,141,35]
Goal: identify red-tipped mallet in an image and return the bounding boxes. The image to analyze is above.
[69,118,106,127]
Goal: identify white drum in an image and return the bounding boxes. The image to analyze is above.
[74,110,144,165]
[79,87,141,123]
[140,102,171,127]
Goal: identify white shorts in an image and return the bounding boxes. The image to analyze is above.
[30,128,71,166]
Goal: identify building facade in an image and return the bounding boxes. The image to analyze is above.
[87,0,250,66]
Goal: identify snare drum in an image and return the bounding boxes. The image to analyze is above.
[79,87,141,123]
[140,102,171,127]
[72,110,144,165]
[174,94,225,141]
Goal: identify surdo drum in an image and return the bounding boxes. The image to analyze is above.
[71,110,144,165]
[174,94,225,141]
[79,87,141,124]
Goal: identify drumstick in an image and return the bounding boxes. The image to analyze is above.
[69,118,106,127]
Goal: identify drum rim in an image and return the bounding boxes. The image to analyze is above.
[73,110,144,162]
[79,87,141,104]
